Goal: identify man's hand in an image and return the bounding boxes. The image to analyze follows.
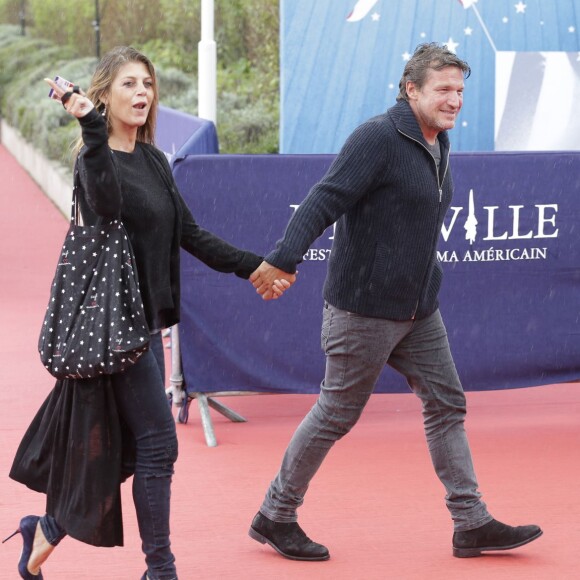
[250,261,297,301]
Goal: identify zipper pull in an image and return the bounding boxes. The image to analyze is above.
[439,188,442,202]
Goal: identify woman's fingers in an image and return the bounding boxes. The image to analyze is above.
[44,78,94,118]
[60,90,75,107]
[44,78,63,100]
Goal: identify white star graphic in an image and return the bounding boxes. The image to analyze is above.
[569,26,576,33]
[420,32,426,38]
[444,37,459,53]
[371,12,380,21]
[402,51,411,61]
[464,27,473,36]
[503,16,509,23]
[514,1,526,14]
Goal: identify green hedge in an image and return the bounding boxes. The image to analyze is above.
[0,18,279,163]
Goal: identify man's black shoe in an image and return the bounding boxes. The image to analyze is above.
[248,512,330,561]
[453,518,543,557]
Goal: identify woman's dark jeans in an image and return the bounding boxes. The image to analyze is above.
[40,333,178,579]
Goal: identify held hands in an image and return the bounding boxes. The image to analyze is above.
[44,78,94,118]
[250,261,297,301]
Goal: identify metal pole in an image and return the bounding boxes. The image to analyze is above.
[168,324,185,405]
[93,0,101,59]
[198,0,217,124]
[19,0,25,36]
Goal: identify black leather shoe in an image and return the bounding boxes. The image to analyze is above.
[248,512,330,561]
[453,518,543,557]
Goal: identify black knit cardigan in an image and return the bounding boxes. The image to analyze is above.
[76,108,262,331]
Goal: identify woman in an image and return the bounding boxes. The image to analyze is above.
[4,46,289,579]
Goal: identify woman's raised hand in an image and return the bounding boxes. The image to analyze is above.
[44,78,95,118]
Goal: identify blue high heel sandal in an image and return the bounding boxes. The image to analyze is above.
[2,515,44,579]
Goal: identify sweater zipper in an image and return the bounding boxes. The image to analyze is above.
[398,129,449,320]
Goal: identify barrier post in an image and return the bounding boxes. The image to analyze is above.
[198,0,217,125]
[170,324,247,447]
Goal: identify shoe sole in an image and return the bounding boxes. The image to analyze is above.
[248,527,330,561]
[453,529,543,558]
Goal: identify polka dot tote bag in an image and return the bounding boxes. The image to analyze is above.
[38,193,150,379]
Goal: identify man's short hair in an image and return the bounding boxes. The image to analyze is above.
[397,42,471,101]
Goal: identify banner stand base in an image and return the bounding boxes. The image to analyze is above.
[166,324,247,446]
[175,393,247,447]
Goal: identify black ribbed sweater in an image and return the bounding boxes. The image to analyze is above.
[75,109,261,331]
[266,99,453,321]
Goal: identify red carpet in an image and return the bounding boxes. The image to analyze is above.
[1,144,579,579]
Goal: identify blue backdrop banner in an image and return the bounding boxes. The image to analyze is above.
[172,153,580,394]
[280,0,580,153]
[156,105,218,159]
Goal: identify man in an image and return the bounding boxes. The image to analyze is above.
[249,43,542,560]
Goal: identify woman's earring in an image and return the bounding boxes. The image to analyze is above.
[101,105,107,117]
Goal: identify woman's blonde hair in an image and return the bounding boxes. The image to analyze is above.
[73,46,159,157]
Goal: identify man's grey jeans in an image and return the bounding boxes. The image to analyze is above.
[260,304,493,532]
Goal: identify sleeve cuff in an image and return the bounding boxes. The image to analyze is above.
[264,247,301,274]
[235,251,263,279]
[78,107,103,127]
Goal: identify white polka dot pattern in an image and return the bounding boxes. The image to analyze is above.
[38,219,150,379]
